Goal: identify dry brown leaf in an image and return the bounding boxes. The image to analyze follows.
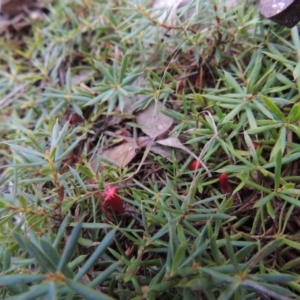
[150,143,183,162]
[156,136,212,177]
[1,0,39,16]
[71,70,94,85]
[94,136,151,169]
[136,101,173,138]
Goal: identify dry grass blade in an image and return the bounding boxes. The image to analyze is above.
[0,83,28,110]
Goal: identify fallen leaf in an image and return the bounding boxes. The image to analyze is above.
[150,143,183,162]
[93,136,151,169]
[71,70,94,85]
[1,0,37,16]
[136,101,173,138]
[157,136,212,177]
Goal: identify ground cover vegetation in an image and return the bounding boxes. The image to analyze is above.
[1,0,300,299]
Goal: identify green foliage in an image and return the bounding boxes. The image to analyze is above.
[1,0,300,299]
[0,221,116,299]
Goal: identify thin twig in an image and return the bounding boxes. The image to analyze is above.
[136,5,197,34]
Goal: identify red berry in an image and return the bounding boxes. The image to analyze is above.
[252,141,260,149]
[69,113,83,124]
[219,173,232,194]
[102,184,125,214]
[188,160,202,170]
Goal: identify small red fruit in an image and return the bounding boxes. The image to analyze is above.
[69,113,83,124]
[252,141,260,149]
[188,160,202,171]
[219,173,232,194]
[102,184,125,214]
